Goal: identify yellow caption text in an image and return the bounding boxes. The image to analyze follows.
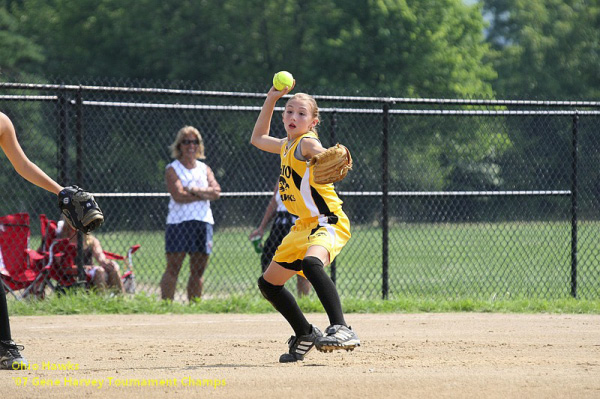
[12,377,226,389]
[12,361,79,371]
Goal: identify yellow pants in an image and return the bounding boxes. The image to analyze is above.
[272,210,351,274]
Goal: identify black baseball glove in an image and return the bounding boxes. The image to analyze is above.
[58,185,104,234]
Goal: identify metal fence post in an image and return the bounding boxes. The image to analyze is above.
[56,91,68,185]
[382,103,390,299]
[570,112,579,298]
[75,87,86,283]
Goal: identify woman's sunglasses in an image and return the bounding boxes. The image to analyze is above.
[181,139,200,145]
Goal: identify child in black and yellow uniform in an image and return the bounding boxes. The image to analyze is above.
[251,82,360,363]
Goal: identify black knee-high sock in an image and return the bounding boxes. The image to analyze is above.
[258,276,311,337]
[0,287,12,341]
[302,256,346,327]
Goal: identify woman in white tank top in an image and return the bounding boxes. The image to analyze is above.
[160,126,221,302]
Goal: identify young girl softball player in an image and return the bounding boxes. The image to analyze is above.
[250,83,359,363]
[0,112,63,370]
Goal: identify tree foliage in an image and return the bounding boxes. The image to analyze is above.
[3,0,599,216]
[0,6,44,79]
[8,0,494,97]
[483,0,600,99]
[5,0,600,98]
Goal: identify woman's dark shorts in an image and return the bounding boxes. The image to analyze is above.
[165,220,213,254]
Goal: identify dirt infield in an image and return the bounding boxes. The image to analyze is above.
[1,313,599,398]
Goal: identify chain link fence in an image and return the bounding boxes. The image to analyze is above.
[1,79,599,301]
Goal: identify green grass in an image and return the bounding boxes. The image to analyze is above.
[8,290,600,316]
[25,220,600,306]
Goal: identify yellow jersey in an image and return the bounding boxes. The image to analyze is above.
[278,132,343,220]
[273,131,350,268]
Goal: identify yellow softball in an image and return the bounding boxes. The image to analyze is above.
[273,71,294,91]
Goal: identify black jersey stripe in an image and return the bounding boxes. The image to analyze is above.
[291,169,303,191]
[310,186,332,216]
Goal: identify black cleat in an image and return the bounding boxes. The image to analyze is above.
[0,340,28,370]
[279,325,323,363]
[315,325,360,352]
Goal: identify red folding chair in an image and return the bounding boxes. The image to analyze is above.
[39,213,58,253]
[0,213,51,300]
[36,214,86,292]
[39,214,140,294]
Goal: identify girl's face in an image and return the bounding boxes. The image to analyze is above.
[283,98,318,138]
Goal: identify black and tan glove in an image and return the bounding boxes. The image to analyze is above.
[58,185,104,234]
